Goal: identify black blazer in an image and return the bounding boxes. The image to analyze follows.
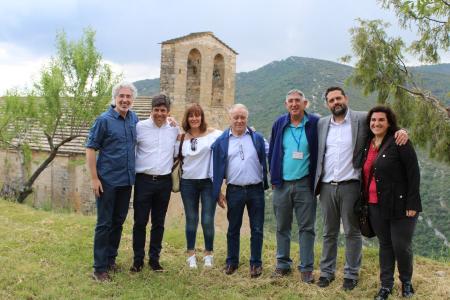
[363,134,422,219]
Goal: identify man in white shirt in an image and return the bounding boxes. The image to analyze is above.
[130,94,180,273]
[314,87,407,291]
[211,104,269,278]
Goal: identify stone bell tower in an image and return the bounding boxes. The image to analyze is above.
[159,32,237,129]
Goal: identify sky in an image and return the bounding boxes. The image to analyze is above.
[0,0,448,95]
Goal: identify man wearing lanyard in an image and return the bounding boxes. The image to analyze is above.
[268,89,319,283]
[211,103,269,278]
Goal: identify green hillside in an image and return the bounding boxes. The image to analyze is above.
[134,78,160,97]
[134,57,450,260]
[1,199,449,299]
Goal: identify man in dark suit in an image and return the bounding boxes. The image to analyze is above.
[314,87,407,291]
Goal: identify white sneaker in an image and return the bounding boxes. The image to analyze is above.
[203,255,213,268]
[187,255,197,269]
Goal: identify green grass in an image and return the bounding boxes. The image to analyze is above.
[0,199,449,299]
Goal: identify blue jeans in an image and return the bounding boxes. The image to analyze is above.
[93,183,131,272]
[226,183,265,267]
[272,177,316,272]
[180,178,216,251]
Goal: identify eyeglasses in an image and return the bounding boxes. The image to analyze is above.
[239,144,244,160]
[191,138,198,151]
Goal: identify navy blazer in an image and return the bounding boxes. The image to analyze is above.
[211,127,269,201]
[268,111,319,190]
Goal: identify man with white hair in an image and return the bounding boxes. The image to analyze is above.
[86,82,139,282]
[211,104,268,278]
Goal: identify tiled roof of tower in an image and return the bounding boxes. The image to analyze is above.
[0,96,153,155]
[161,32,238,55]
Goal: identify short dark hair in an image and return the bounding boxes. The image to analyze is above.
[324,86,346,101]
[152,94,170,110]
[366,105,399,137]
[182,103,207,133]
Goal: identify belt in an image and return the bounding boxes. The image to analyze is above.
[138,173,171,181]
[327,179,359,186]
[228,182,263,189]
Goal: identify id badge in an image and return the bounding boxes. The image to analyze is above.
[292,151,303,160]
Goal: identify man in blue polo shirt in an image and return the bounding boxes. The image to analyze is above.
[86,82,139,282]
[268,89,319,283]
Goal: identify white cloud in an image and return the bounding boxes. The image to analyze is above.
[0,43,50,95]
[107,61,161,82]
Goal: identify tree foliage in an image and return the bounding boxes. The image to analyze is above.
[343,1,450,162]
[0,28,119,202]
[379,0,450,63]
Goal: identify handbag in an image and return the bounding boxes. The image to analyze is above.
[171,133,185,193]
[356,164,376,238]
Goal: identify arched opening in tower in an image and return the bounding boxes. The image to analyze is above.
[186,48,201,104]
[211,54,224,107]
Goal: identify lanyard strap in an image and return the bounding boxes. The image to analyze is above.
[289,122,305,151]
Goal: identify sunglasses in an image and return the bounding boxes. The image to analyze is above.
[239,144,244,160]
[191,138,198,151]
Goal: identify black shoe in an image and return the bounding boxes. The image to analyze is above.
[374,287,392,300]
[402,282,415,298]
[149,260,165,272]
[130,263,143,273]
[271,268,291,278]
[317,276,335,288]
[343,278,358,291]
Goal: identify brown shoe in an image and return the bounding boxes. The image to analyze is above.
[271,268,291,278]
[92,271,111,282]
[301,271,315,284]
[224,265,238,275]
[250,265,262,278]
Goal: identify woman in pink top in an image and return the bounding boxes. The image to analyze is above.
[362,106,421,300]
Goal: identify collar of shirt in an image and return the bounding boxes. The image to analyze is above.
[228,127,250,137]
[330,109,350,125]
[289,114,308,128]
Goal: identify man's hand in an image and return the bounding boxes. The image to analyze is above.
[91,177,103,198]
[218,192,227,209]
[406,210,417,217]
[394,129,409,146]
[167,116,178,127]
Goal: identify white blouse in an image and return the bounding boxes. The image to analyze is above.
[180,129,222,179]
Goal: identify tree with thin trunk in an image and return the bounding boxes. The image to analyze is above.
[0,28,119,203]
[342,0,450,162]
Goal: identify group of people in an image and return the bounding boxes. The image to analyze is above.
[86,82,421,299]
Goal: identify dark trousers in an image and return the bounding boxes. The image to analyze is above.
[369,205,417,289]
[132,174,172,265]
[226,183,265,267]
[93,184,132,272]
